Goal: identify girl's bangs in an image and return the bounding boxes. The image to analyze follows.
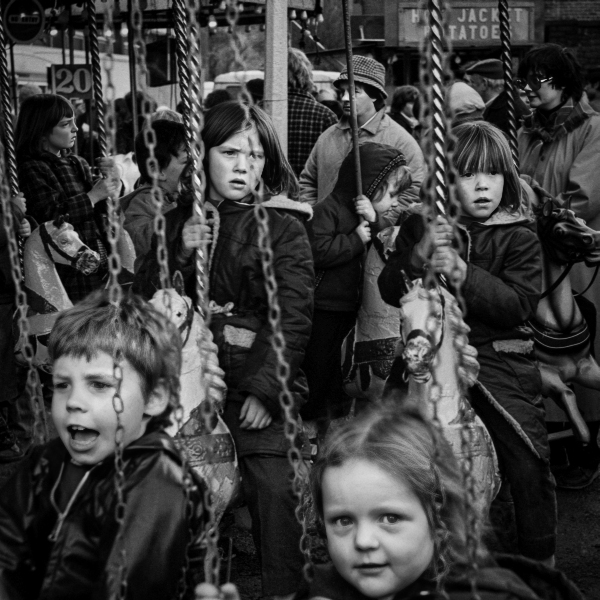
[453,127,511,175]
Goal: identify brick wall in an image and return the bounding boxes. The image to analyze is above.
[545,0,600,21]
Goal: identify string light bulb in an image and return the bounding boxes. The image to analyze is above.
[208,12,217,28]
[237,2,244,12]
[290,9,296,19]
[317,13,324,23]
[120,21,129,36]
[49,24,58,36]
[300,10,308,20]
[219,0,226,9]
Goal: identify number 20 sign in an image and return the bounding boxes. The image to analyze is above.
[49,64,93,99]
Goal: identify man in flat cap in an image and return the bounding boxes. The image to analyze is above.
[299,55,425,225]
[464,58,529,136]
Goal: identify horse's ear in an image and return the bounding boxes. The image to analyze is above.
[172,271,185,295]
[400,270,414,293]
[53,214,65,228]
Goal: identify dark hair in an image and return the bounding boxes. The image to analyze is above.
[15,94,74,160]
[518,43,584,102]
[391,85,420,113]
[359,82,386,112]
[204,89,233,110]
[310,405,489,583]
[452,121,523,214]
[135,120,187,184]
[48,290,182,430]
[202,100,299,199]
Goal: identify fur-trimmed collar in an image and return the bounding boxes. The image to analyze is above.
[472,208,533,228]
[261,195,313,220]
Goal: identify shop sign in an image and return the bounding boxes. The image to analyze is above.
[4,0,45,44]
[398,2,534,45]
[49,65,93,100]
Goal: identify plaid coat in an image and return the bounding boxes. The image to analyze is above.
[18,152,107,302]
[287,89,337,177]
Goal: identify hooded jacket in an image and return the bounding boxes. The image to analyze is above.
[0,431,207,600]
[133,195,314,424]
[378,209,542,348]
[306,143,409,313]
[301,555,584,600]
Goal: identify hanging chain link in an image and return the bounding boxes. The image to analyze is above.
[0,7,47,444]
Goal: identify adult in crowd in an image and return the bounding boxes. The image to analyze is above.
[299,56,425,225]
[287,48,338,178]
[584,69,600,112]
[518,43,600,490]
[464,58,529,135]
[389,85,422,140]
[204,89,233,110]
[317,88,343,120]
[446,81,485,127]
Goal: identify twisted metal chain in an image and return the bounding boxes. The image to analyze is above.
[498,0,519,171]
[87,0,107,157]
[0,8,47,444]
[418,0,482,594]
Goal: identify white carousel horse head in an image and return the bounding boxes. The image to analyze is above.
[150,282,240,520]
[397,278,499,512]
[16,218,101,371]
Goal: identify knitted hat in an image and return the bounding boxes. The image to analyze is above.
[334,56,388,99]
[466,59,504,80]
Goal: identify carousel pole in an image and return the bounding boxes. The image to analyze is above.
[87,0,107,157]
[498,0,519,170]
[341,0,363,204]
[172,0,192,150]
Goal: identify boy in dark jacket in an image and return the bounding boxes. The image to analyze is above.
[0,290,208,599]
[301,143,413,429]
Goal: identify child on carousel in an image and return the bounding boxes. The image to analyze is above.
[0,290,208,598]
[16,94,120,302]
[134,100,314,600]
[378,121,556,566]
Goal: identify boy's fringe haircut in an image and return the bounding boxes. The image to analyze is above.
[452,121,525,215]
[309,404,489,585]
[48,290,182,430]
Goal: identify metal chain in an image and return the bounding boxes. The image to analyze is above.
[498,0,519,171]
[254,201,311,574]
[87,0,107,157]
[0,8,47,444]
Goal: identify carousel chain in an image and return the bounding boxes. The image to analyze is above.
[0,143,48,444]
[498,0,520,171]
[178,0,220,587]
[100,6,128,599]
[86,0,107,157]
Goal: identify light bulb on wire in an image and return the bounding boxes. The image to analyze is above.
[208,12,217,29]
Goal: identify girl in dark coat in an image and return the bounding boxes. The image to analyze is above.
[15,94,119,302]
[134,101,314,599]
[379,121,554,565]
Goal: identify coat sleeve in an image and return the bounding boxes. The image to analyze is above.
[307,201,365,269]
[462,227,542,327]
[123,192,158,259]
[101,462,205,600]
[299,141,320,206]
[237,216,315,416]
[18,161,94,229]
[559,121,600,224]
[0,450,41,600]
[378,215,426,307]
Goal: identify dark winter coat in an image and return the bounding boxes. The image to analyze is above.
[133,195,314,422]
[307,143,408,313]
[300,555,584,600]
[17,152,107,302]
[378,210,542,348]
[484,91,530,137]
[0,431,207,600]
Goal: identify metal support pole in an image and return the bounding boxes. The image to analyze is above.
[127,0,138,143]
[264,0,288,155]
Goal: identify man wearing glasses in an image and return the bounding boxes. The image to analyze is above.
[518,43,600,491]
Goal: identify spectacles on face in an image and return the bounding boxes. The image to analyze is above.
[514,74,554,92]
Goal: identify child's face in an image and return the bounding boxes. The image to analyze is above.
[45,115,78,155]
[52,351,163,466]
[456,170,504,219]
[160,144,189,193]
[208,128,265,203]
[372,172,403,225]
[322,459,434,600]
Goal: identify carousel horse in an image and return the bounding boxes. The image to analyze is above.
[150,284,241,521]
[15,215,136,371]
[392,279,500,513]
[529,196,600,443]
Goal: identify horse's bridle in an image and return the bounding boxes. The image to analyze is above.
[402,288,446,354]
[39,222,83,266]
